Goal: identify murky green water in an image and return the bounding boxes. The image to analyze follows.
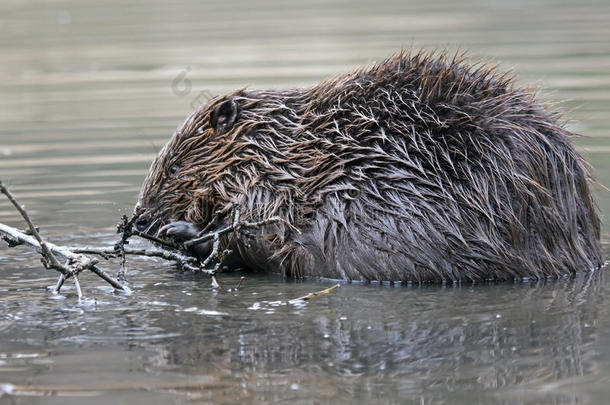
[1,0,609,403]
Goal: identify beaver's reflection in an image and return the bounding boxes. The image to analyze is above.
[151,270,604,399]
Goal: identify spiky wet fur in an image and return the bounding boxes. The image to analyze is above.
[137,50,603,283]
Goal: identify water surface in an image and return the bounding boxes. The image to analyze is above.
[1,0,609,404]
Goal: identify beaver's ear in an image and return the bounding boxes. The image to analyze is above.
[210,98,240,134]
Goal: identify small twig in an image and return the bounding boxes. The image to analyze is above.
[52,274,66,294]
[69,245,210,274]
[211,274,221,289]
[131,229,180,250]
[71,246,192,262]
[73,275,83,300]
[201,234,221,268]
[184,225,232,248]
[0,180,67,274]
[2,234,22,247]
[291,284,341,302]
[185,216,298,249]
[197,203,235,237]
[209,261,223,290]
[89,264,131,289]
[115,209,145,282]
[197,211,236,272]
[241,216,302,236]
[232,207,241,228]
[69,246,115,259]
[223,276,246,292]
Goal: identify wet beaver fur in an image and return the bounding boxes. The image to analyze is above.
[135,51,603,283]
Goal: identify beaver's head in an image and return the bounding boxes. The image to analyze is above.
[134,91,249,234]
[134,88,309,235]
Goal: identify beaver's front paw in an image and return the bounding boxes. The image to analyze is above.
[157,221,199,242]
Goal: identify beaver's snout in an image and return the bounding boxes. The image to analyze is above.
[134,216,150,232]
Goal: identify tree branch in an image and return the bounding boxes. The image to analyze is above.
[0,179,130,295]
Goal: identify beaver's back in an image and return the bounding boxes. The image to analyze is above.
[236,52,603,282]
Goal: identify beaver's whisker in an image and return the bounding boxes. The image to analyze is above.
[145,217,160,235]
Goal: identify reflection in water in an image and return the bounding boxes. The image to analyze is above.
[154,273,605,404]
[2,254,605,404]
[0,0,609,403]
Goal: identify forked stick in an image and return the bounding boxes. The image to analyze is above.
[0,180,129,295]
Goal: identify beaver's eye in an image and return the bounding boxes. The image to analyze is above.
[347,189,360,198]
[167,164,179,178]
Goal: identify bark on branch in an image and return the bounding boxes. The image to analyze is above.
[0,180,131,297]
[1,180,339,303]
[0,222,128,294]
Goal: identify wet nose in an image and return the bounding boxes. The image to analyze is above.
[134,215,150,232]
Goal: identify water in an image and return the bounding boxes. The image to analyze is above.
[1,0,609,403]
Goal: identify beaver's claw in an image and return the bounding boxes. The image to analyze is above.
[157,221,199,242]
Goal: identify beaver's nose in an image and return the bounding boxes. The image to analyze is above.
[135,216,150,232]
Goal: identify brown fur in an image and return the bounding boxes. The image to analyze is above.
[136,50,603,283]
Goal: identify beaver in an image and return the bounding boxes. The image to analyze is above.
[134,50,603,283]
